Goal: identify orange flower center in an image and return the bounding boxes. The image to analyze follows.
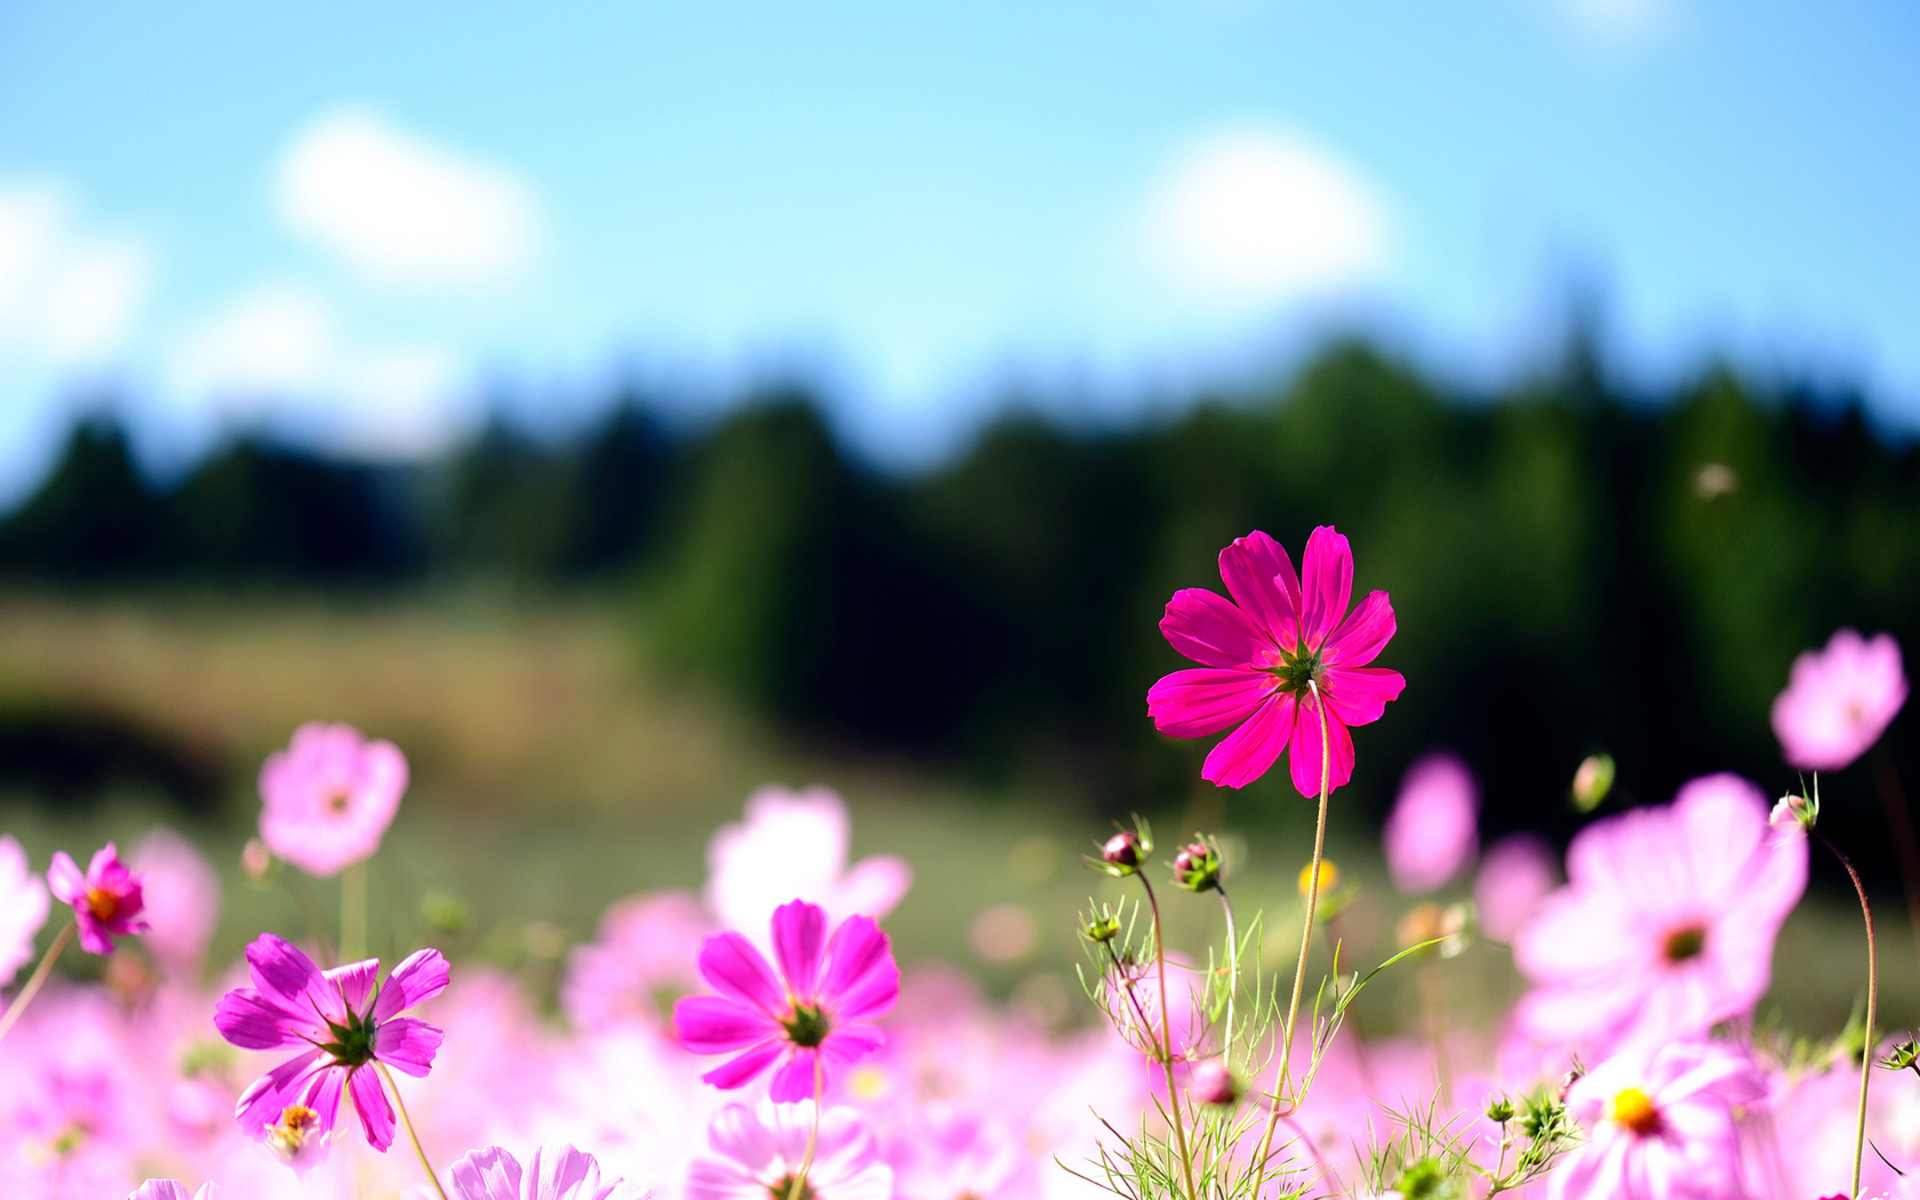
[85,887,120,923]
[1611,1087,1661,1135]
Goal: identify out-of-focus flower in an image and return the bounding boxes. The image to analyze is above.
[887,1103,1024,1200]
[448,1143,650,1200]
[1551,1040,1764,1200]
[1514,774,1806,1052]
[562,891,712,1031]
[1298,859,1341,898]
[1772,629,1908,771]
[1571,753,1615,813]
[0,833,49,985]
[1148,526,1405,793]
[704,786,912,948]
[213,933,448,1171]
[48,843,148,956]
[258,722,408,877]
[128,1183,221,1200]
[674,899,899,1102]
[1189,1058,1238,1105]
[686,1101,892,1200]
[1383,752,1479,894]
[240,837,272,881]
[130,829,220,979]
[1474,833,1559,943]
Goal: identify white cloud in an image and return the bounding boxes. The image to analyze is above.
[1554,0,1670,44]
[277,107,542,291]
[0,181,152,368]
[1148,127,1390,305]
[167,280,471,458]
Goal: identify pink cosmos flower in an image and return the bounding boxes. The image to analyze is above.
[1147,527,1404,793]
[448,1144,650,1200]
[1514,773,1806,1052]
[1772,628,1908,771]
[686,1101,893,1200]
[1383,752,1479,894]
[258,722,408,877]
[129,1183,221,1200]
[562,891,712,1031]
[130,829,220,980]
[47,843,148,956]
[673,898,899,1102]
[1551,1039,1765,1200]
[0,834,49,985]
[213,932,448,1170]
[1473,832,1558,943]
[704,785,912,948]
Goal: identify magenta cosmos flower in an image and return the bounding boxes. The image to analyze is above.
[674,898,899,1102]
[47,842,148,955]
[1771,628,1908,771]
[449,1144,650,1200]
[1382,752,1479,894]
[213,932,448,1169]
[1514,773,1806,1052]
[258,721,408,877]
[1551,1039,1764,1200]
[687,1101,893,1200]
[1147,526,1404,792]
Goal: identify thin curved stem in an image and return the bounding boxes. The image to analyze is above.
[1250,682,1333,1192]
[1140,873,1198,1200]
[1813,829,1876,1200]
[378,1062,450,1200]
[785,1056,825,1200]
[0,919,74,1046]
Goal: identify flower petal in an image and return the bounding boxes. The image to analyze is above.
[235,1048,329,1133]
[348,1066,397,1151]
[698,931,786,1015]
[1321,666,1405,728]
[1160,588,1269,668]
[676,995,783,1052]
[372,1016,444,1078]
[701,1038,787,1091]
[374,948,451,1020]
[1324,589,1395,668]
[1201,692,1297,790]
[1287,703,1355,798]
[46,851,86,907]
[215,986,320,1050]
[1148,668,1274,738]
[326,958,380,1018]
[768,1047,820,1102]
[818,916,898,1023]
[771,899,826,999]
[1218,531,1302,648]
[1299,526,1354,649]
[450,1146,524,1200]
[821,1023,886,1067]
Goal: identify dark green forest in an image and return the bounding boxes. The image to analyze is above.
[4,340,1916,859]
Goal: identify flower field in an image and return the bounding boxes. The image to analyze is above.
[0,526,1914,1200]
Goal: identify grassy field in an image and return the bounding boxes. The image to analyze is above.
[0,588,1906,1045]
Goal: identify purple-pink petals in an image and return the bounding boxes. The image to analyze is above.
[1772,628,1908,771]
[1382,751,1479,894]
[674,899,898,1102]
[448,1143,649,1200]
[213,932,448,1171]
[1147,526,1405,793]
[257,721,408,877]
[0,834,49,985]
[686,1101,892,1200]
[129,1183,221,1200]
[48,843,148,956]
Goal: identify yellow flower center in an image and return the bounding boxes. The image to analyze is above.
[1611,1087,1661,1135]
[85,887,120,923]
[267,1104,321,1160]
[1298,860,1341,898]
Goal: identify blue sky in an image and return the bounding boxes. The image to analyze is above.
[0,0,1914,493]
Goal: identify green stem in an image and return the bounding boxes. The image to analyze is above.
[342,861,369,963]
[1216,882,1238,1064]
[1140,874,1198,1200]
[1817,828,1876,1200]
[1250,682,1333,1192]
[378,1062,450,1200]
[0,919,74,1045]
[785,1056,824,1200]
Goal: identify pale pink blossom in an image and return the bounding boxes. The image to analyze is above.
[704,786,911,946]
[1552,1039,1764,1200]
[562,891,712,1031]
[48,843,148,956]
[448,1144,649,1200]
[129,1182,222,1199]
[1147,527,1404,793]
[1514,774,1806,1052]
[685,1101,892,1200]
[1383,752,1479,894]
[130,830,220,980]
[258,722,408,877]
[0,834,49,986]
[1474,833,1559,943]
[1772,628,1907,771]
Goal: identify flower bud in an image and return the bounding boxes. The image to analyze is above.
[1571,754,1615,813]
[1882,1040,1920,1073]
[1188,1058,1239,1106]
[1172,839,1222,893]
[1081,906,1123,944]
[1771,791,1818,832]
[241,837,273,882]
[1101,831,1141,871]
[1485,1094,1515,1124]
[1557,1064,1585,1104]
